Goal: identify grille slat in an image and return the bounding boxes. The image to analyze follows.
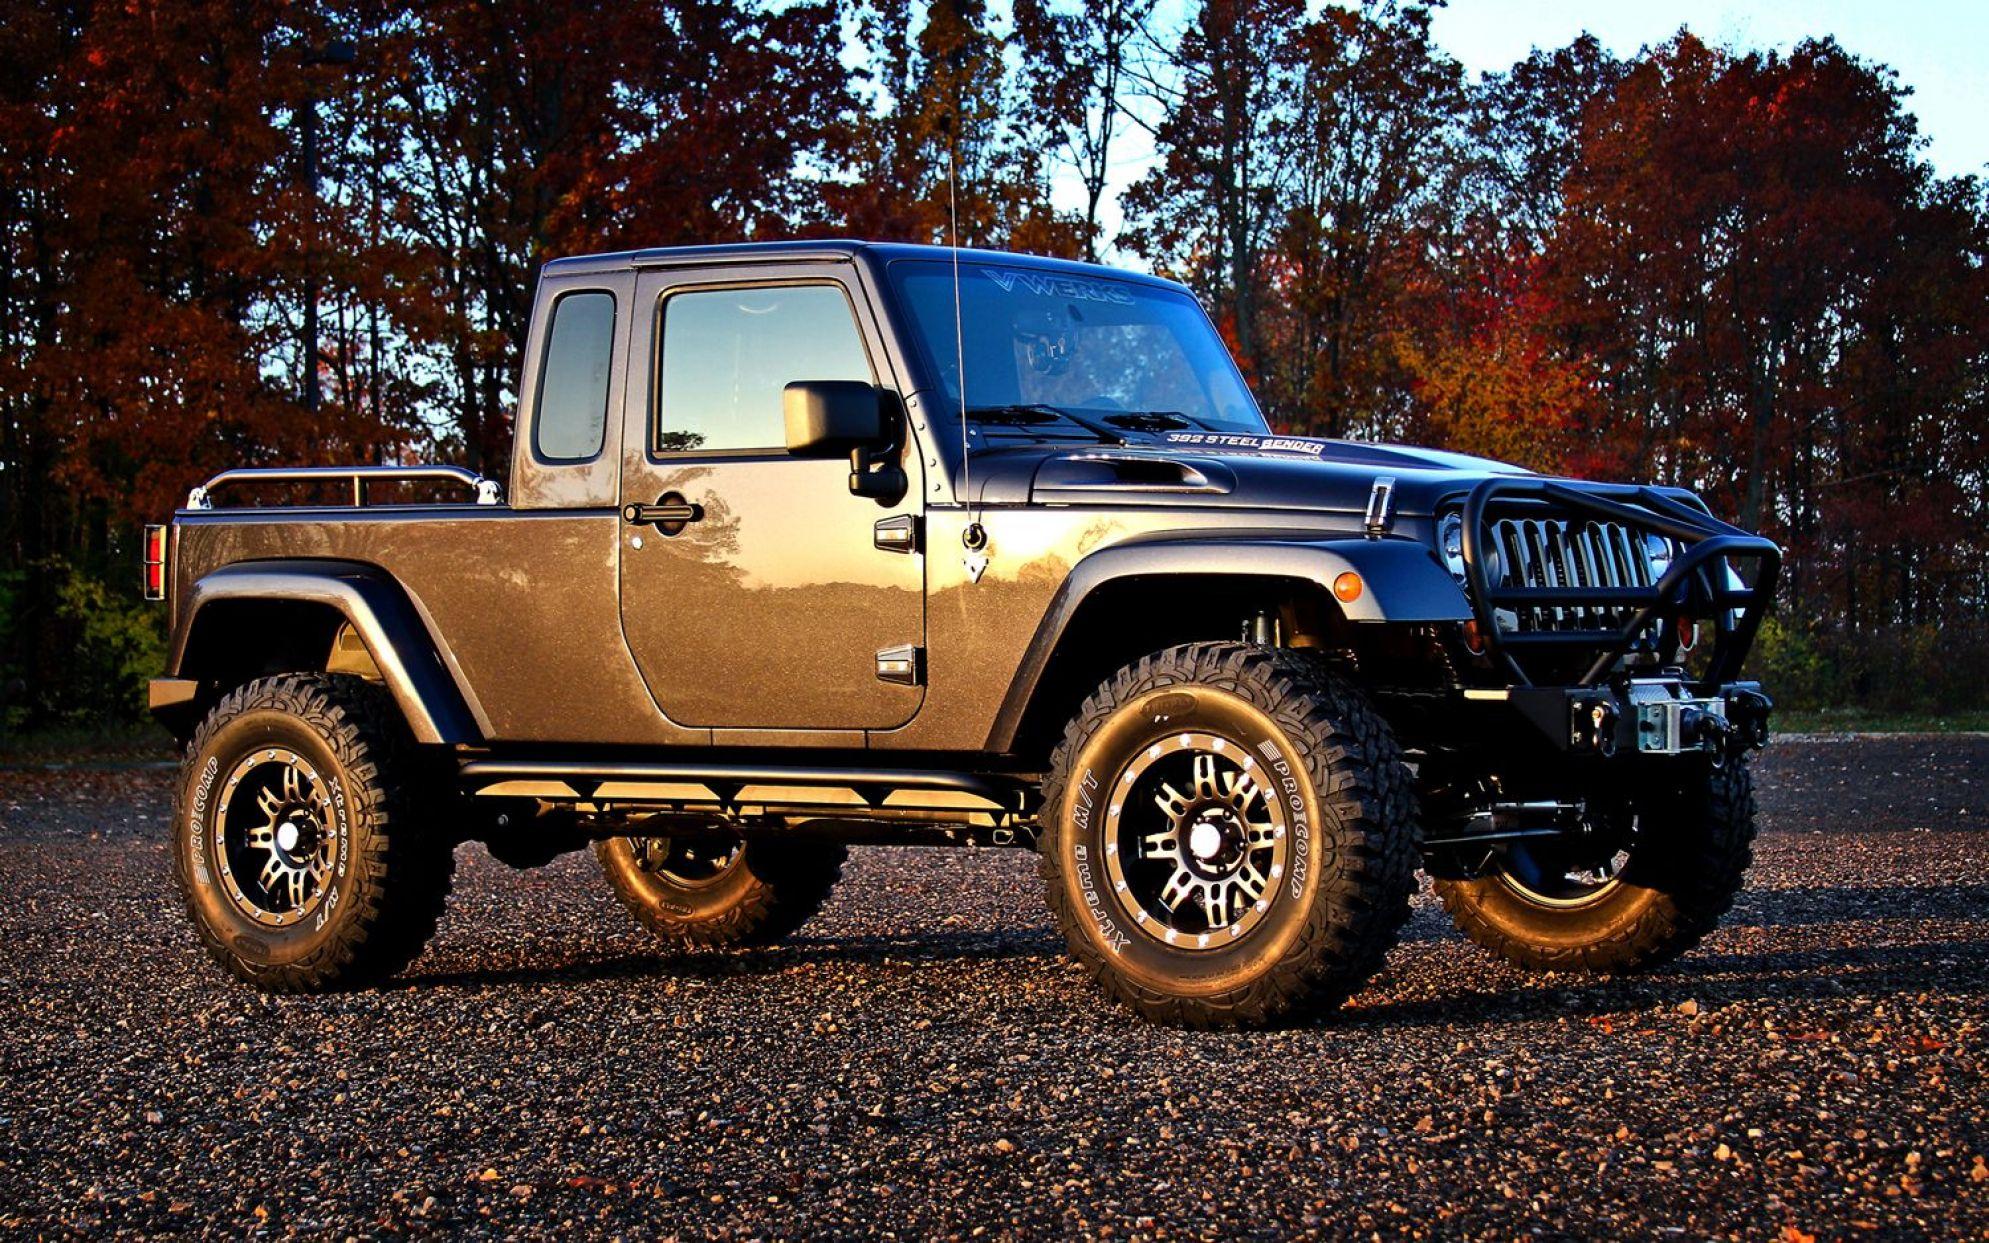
[1591,523,1621,590]
[1485,515,1661,638]
[1572,524,1600,627]
[1525,521,1550,631]
[1499,524,1525,630]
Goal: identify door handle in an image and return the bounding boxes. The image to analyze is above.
[622,492,704,535]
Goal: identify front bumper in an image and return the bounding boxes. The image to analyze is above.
[1478,678,1773,757]
[1456,476,1782,688]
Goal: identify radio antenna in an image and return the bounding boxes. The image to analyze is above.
[948,97,989,582]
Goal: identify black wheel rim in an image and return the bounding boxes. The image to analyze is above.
[629,834,743,888]
[1102,730,1293,949]
[212,747,340,926]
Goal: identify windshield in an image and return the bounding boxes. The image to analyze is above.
[886,260,1268,437]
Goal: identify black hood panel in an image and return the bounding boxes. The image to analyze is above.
[969,434,1531,515]
[1156,432,1526,475]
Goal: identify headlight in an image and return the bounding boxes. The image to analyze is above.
[1439,512,1500,584]
[1644,533,1675,580]
[1439,512,1466,579]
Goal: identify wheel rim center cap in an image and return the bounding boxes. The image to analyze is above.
[275,821,301,853]
[1188,820,1226,862]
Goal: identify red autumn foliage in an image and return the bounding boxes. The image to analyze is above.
[2,1,1984,724]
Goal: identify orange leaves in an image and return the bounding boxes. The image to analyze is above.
[1393,254,1591,473]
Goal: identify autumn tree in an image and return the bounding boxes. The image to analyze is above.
[1388,38,1625,471]
[1490,33,1989,627]
[1013,0,1156,259]
[0,1,422,721]
[360,0,856,469]
[1262,1,1462,438]
[1821,174,1989,626]
[832,0,1082,255]
[1126,1,1463,438]
[1122,0,1304,375]
[1455,34,1625,246]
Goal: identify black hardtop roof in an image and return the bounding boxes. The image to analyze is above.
[540,239,1191,292]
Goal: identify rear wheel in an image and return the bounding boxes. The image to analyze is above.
[1040,642,1419,1028]
[172,674,454,991]
[596,831,845,948]
[1434,759,1756,972]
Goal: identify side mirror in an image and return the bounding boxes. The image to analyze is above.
[783,381,884,457]
[783,380,906,502]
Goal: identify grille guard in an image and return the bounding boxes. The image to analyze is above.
[1458,478,1782,688]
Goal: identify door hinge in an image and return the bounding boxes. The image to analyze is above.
[876,643,924,686]
[874,513,921,554]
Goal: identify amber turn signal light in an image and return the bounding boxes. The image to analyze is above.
[1461,618,1487,655]
[1332,571,1363,604]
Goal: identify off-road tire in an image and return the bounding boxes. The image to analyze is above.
[1039,642,1419,1028]
[172,674,454,991]
[1434,759,1756,972]
[596,837,846,948]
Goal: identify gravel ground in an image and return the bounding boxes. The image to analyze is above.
[1,736,1984,1239]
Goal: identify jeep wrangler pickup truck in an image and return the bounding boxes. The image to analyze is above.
[146,241,1778,1027]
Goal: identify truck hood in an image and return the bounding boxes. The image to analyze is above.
[969,432,1533,516]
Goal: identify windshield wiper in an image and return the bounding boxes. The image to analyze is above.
[965,404,1130,445]
[966,404,1059,425]
[1102,410,1207,432]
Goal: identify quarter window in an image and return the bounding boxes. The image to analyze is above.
[534,291,616,462]
[656,285,872,453]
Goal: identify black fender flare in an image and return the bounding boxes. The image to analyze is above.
[159,559,484,745]
[986,534,1470,752]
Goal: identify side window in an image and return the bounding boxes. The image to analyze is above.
[534,291,615,463]
[656,284,872,454]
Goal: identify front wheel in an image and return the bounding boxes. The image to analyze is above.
[1040,643,1419,1028]
[1434,759,1757,973]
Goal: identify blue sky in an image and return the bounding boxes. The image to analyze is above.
[1055,0,1988,258]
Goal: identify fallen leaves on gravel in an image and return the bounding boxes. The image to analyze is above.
[0,739,1984,1237]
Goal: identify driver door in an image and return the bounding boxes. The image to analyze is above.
[617,266,925,734]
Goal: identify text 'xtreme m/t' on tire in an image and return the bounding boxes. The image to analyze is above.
[145,240,1780,1026]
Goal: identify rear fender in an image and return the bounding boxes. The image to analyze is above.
[159,559,483,745]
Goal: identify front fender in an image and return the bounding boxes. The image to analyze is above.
[1059,534,1470,625]
[160,559,482,745]
[986,533,1470,751]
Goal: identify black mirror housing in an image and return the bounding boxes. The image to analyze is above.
[783,381,885,458]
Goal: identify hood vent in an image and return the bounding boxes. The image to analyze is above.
[1032,452,1234,499]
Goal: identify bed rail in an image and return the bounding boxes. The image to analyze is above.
[185,465,501,510]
